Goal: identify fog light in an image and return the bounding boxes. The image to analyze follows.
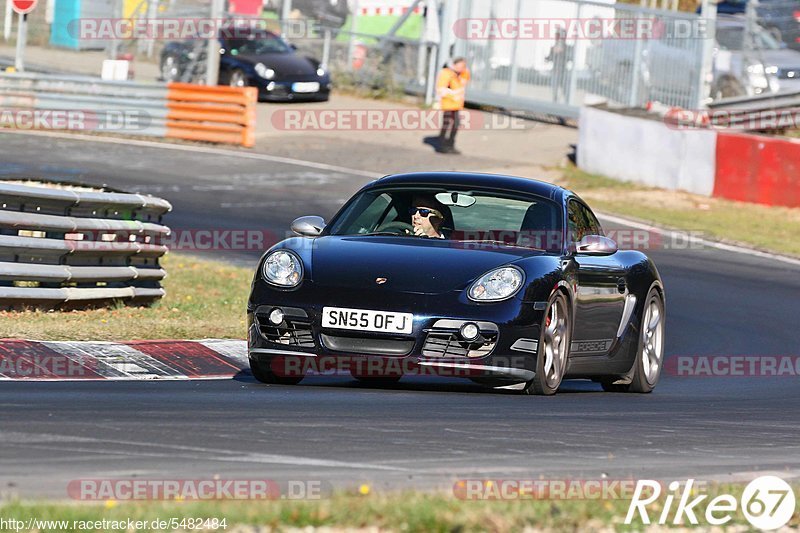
[460,322,480,342]
[268,308,284,325]
[266,81,276,91]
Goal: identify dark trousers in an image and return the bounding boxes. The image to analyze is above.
[439,110,460,150]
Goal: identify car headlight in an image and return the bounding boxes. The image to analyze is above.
[262,250,303,287]
[468,266,524,302]
[255,63,275,80]
[316,67,326,77]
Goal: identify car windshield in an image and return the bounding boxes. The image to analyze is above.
[227,33,292,55]
[717,25,783,50]
[327,187,564,251]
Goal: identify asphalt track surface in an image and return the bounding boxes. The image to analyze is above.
[1,131,799,499]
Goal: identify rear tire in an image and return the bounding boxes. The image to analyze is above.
[250,359,303,385]
[524,291,571,395]
[601,287,664,393]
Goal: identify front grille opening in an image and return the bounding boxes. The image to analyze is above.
[422,331,498,358]
[256,315,315,348]
[320,332,415,357]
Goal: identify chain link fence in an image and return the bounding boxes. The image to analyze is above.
[3,0,798,115]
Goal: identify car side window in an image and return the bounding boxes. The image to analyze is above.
[568,200,602,244]
[583,205,603,237]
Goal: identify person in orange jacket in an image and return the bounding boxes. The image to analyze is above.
[435,57,470,154]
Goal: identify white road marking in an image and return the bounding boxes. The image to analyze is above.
[41,341,178,379]
[598,212,800,268]
[0,129,382,179]
[198,339,248,365]
[0,430,407,471]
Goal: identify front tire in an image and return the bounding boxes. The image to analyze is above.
[525,291,571,395]
[229,69,247,88]
[250,359,303,385]
[602,287,665,393]
[161,54,180,82]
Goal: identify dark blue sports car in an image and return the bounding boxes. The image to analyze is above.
[247,172,665,395]
[160,27,331,102]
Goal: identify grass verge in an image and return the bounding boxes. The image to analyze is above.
[0,254,252,341]
[1,483,798,532]
[557,164,800,257]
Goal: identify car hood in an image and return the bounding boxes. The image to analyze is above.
[310,236,539,295]
[240,52,317,76]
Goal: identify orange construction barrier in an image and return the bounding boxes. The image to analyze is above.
[165,83,257,148]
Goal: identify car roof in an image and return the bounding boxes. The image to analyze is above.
[371,172,571,203]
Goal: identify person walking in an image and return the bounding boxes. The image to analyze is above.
[435,57,470,154]
[546,29,573,103]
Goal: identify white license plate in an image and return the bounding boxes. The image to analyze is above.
[292,82,320,93]
[322,307,413,334]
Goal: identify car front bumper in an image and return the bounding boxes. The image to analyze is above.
[247,282,544,382]
[253,78,332,102]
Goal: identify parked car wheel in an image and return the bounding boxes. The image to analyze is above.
[161,54,180,82]
[229,69,247,88]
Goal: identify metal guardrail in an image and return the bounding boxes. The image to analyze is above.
[704,89,800,131]
[0,72,257,147]
[0,180,172,309]
[709,89,800,111]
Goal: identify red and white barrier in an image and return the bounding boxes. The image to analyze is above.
[714,132,800,208]
[579,107,800,208]
[0,339,246,380]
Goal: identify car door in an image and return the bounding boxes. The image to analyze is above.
[568,200,626,357]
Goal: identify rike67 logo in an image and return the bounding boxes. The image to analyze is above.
[626,476,796,530]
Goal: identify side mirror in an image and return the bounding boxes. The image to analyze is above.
[291,216,326,237]
[576,235,618,256]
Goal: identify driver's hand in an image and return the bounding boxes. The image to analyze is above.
[413,226,426,237]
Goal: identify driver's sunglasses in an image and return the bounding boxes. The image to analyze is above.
[409,207,441,218]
